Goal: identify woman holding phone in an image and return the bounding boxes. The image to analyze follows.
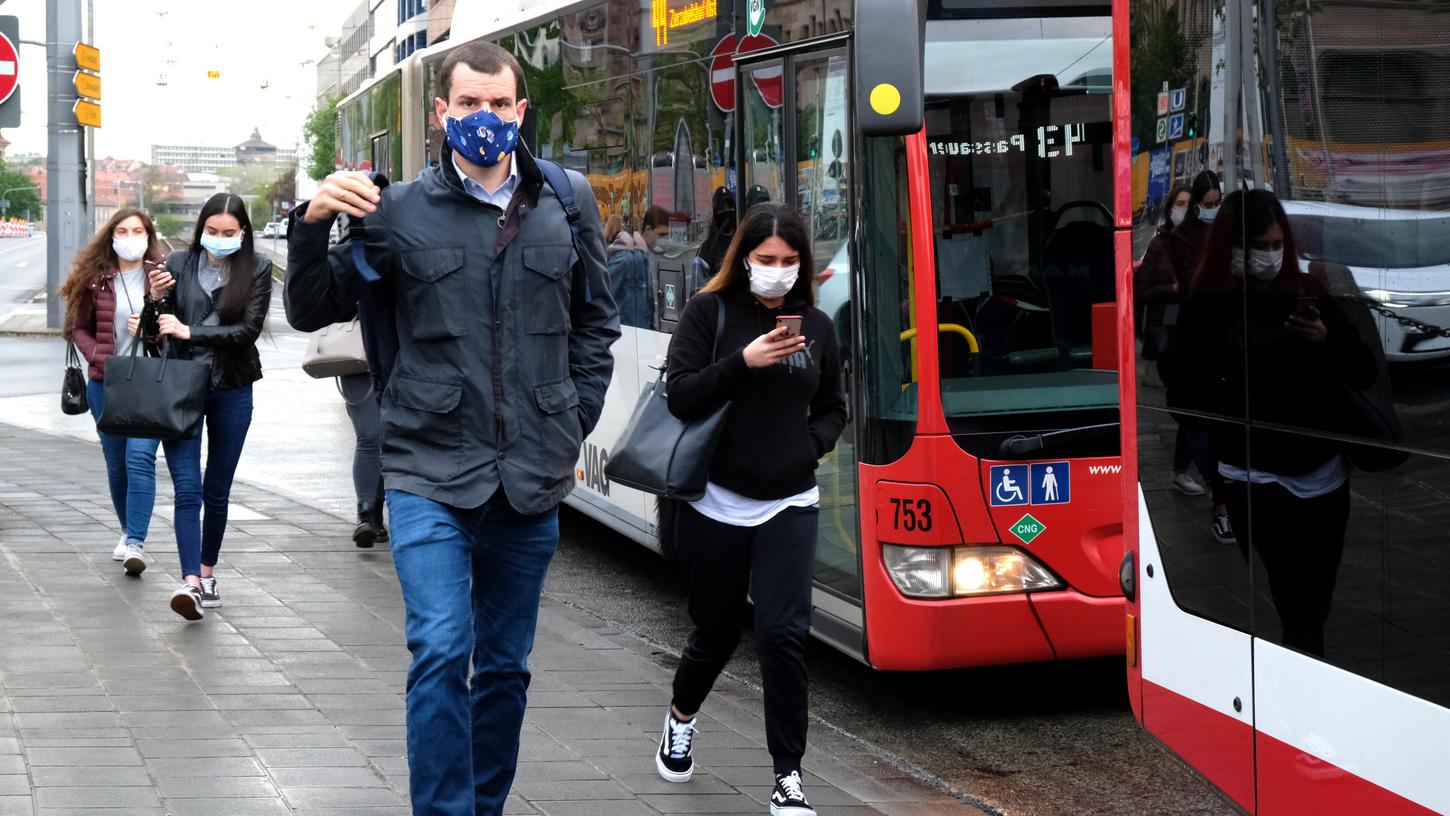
[62,208,167,575]
[140,193,272,621]
[652,202,846,816]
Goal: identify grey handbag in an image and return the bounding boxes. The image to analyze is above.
[605,296,729,501]
[302,319,370,378]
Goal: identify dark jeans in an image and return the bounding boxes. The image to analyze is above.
[340,374,383,506]
[87,378,161,545]
[386,489,560,816]
[671,503,817,775]
[168,386,254,578]
[1224,479,1349,657]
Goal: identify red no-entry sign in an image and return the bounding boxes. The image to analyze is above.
[0,31,18,107]
[708,32,782,113]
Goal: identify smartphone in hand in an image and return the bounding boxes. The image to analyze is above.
[775,315,803,337]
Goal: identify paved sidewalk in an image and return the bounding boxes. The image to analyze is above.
[0,423,982,816]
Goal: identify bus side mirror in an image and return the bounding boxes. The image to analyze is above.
[854,0,926,136]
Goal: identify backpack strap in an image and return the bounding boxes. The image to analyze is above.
[534,157,592,303]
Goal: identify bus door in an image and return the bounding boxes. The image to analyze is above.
[735,41,867,658]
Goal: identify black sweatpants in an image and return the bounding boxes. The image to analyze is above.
[671,502,817,775]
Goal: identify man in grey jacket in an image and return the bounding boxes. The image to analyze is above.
[284,41,619,816]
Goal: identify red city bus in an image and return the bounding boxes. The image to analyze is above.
[335,0,1129,671]
[1119,0,1450,812]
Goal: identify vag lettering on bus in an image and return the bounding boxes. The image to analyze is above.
[581,443,610,497]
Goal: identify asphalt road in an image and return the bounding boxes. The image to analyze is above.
[0,235,47,307]
[0,244,1239,814]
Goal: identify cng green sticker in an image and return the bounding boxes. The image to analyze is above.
[1009,513,1045,545]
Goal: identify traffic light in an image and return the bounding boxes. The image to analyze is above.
[1187,113,1197,138]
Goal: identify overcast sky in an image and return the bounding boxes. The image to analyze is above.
[5,0,358,161]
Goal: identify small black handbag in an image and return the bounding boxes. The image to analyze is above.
[606,296,729,501]
[97,338,210,440]
[61,342,89,415]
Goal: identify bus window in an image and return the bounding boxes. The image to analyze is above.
[742,59,786,207]
[922,16,1118,459]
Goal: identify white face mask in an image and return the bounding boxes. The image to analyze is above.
[1198,204,1221,224]
[1232,247,1284,280]
[1169,206,1188,227]
[112,235,149,263]
[746,259,799,299]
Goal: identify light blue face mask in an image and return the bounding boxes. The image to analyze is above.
[201,233,243,258]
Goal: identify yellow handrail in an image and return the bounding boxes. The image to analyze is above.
[899,323,980,353]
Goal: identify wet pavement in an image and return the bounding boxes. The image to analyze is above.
[0,423,982,816]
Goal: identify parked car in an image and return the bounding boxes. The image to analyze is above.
[261,222,279,238]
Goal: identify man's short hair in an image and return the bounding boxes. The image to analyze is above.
[440,40,526,103]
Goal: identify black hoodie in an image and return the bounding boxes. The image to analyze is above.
[665,288,847,501]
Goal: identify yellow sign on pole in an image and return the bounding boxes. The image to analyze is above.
[73,42,100,72]
[207,70,220,79]
[73,71,101,101]
[73,99,101,128]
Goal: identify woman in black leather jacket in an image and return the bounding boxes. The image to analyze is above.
[141,192,272,621]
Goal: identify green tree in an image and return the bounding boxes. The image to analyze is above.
[0,160,43,221]
[155,214,187,239]
[304,94,343,181]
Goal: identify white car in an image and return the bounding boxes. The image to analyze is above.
[816,243,852,347]
[261,222,279,238]
[1284,200,1450,363]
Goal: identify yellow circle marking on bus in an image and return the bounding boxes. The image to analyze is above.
[870,83,902,116]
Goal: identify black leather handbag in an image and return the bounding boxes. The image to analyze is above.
[97,338,209,440]
[606,296,729,501]
[61,342,89,415]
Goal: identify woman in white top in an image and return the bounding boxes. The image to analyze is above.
[61,209,167,576]
[651,203,846,816]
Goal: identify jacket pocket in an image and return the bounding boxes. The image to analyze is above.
[521,244,574,334]
[534,377,579,415]
[385,373,466,481]
[400,246,468,340]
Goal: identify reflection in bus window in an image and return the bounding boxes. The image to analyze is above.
[922,16,1117,458]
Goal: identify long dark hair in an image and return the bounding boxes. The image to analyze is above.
[189,193,257,323]
[1192,189,1314,296]
[700,202,814,306]
[61,208,164,338]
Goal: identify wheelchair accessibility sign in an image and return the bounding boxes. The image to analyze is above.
[990,462,1070,506]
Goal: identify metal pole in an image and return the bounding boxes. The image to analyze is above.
[46,0,85,329]
[85,0,95,230]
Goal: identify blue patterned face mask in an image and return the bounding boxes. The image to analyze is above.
[445,108,520,168]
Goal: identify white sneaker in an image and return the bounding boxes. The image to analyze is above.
[112,534,128,561]
[1171,472,1207,496]
[122,545,146,576]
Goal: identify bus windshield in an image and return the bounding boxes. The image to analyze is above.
[923,16,1117,456]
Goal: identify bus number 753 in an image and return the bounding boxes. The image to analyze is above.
[889,498,933,533]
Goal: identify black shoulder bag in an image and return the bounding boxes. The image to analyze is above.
[96,337,210,440]
[605,296,730,501]
[61,342,89,415]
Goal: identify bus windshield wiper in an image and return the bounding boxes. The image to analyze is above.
[999,423,1119,458]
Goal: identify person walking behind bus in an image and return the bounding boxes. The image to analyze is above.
[62,208,167,576]
[654,203,846,816]
[140,193,272,621]
[284,40,618,816]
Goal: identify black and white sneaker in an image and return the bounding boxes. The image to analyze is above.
[1212,513,1236,545]
[122,544,146,576]
[169,585,204,621]
[655,709,697,783]
[198,576,221,608]
[770,771,816,816]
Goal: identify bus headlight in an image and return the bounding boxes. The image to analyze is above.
[883,544,1061,599]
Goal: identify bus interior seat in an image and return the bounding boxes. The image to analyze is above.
[1041,215,1114,365]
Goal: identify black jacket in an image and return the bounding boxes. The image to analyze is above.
[665,289,847,500]
[142,250,272,390]
[284,145,620,514]
[1168,282,1377,476]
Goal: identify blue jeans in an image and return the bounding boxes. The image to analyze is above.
[87,378,161,545]
[166,386,254,578]
[387,489,560,816]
